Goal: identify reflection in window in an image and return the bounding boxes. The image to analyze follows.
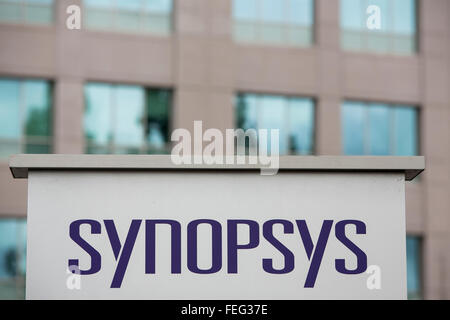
[340,0,417,55]
[0,219,26,300]
[407,236,422,299]
[236,93,314,155]
[84,83,171,154]
[232,0,314,47]
[0,78,52,158]
[84,0,172,35]
[342,101,418,156]
[0,0,54,25]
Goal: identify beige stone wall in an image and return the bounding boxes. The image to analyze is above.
[0,0,448,299]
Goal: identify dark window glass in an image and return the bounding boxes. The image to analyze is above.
[146,89,171,154]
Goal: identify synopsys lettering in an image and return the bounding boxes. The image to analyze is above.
[68,219,367,289]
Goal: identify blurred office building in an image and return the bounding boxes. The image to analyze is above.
[0,0,449,299]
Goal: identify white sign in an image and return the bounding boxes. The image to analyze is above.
[26,170,407,299]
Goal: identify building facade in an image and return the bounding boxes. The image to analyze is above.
[0,0,449,299]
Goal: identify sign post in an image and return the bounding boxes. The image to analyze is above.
[9,155,424,299]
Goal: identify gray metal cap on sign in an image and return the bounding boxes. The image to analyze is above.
[9,154,425,181]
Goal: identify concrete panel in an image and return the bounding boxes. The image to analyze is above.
[53,79,84,154]
[176,36,210,87]
[83,32,173,85]
[175,0,209,36]
[209,39,234,89]
[424,59,449,105]
[342,53,420,104]
[422,106,450,160]
[426,186,450,235]
[318,51,341,97]
[423,235,450,299]
[316,97,341,155]
[174,88,233,132]
[0,25,56,77]
[210,0,232,38]
[405,182,425,234]
[316,0,339,25]
[235,46,318,95]
[420,0,449,35]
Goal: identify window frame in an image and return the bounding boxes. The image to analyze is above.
[0,0,55,26]
[0,218,27,300]
[0,77,53,158]
[339,0,419,55]
[406,235,423,300]
[341,100,420,156]
[232,0,316,47]
[235,91,316,156]
[83,82,173,155]
[82,0,174,36]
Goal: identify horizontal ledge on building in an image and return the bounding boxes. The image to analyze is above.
[9,154,425,181]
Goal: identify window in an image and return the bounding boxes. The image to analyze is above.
[0,0,53,25]
[406,236,422,299]
[236,93,315,155]
[0,219,26,300]
[0,78,52,158]
[232,0,314,47]
[84,0,173,35]
[340,0,417,55]
[342,101,418,155]
[84,83,172,154]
